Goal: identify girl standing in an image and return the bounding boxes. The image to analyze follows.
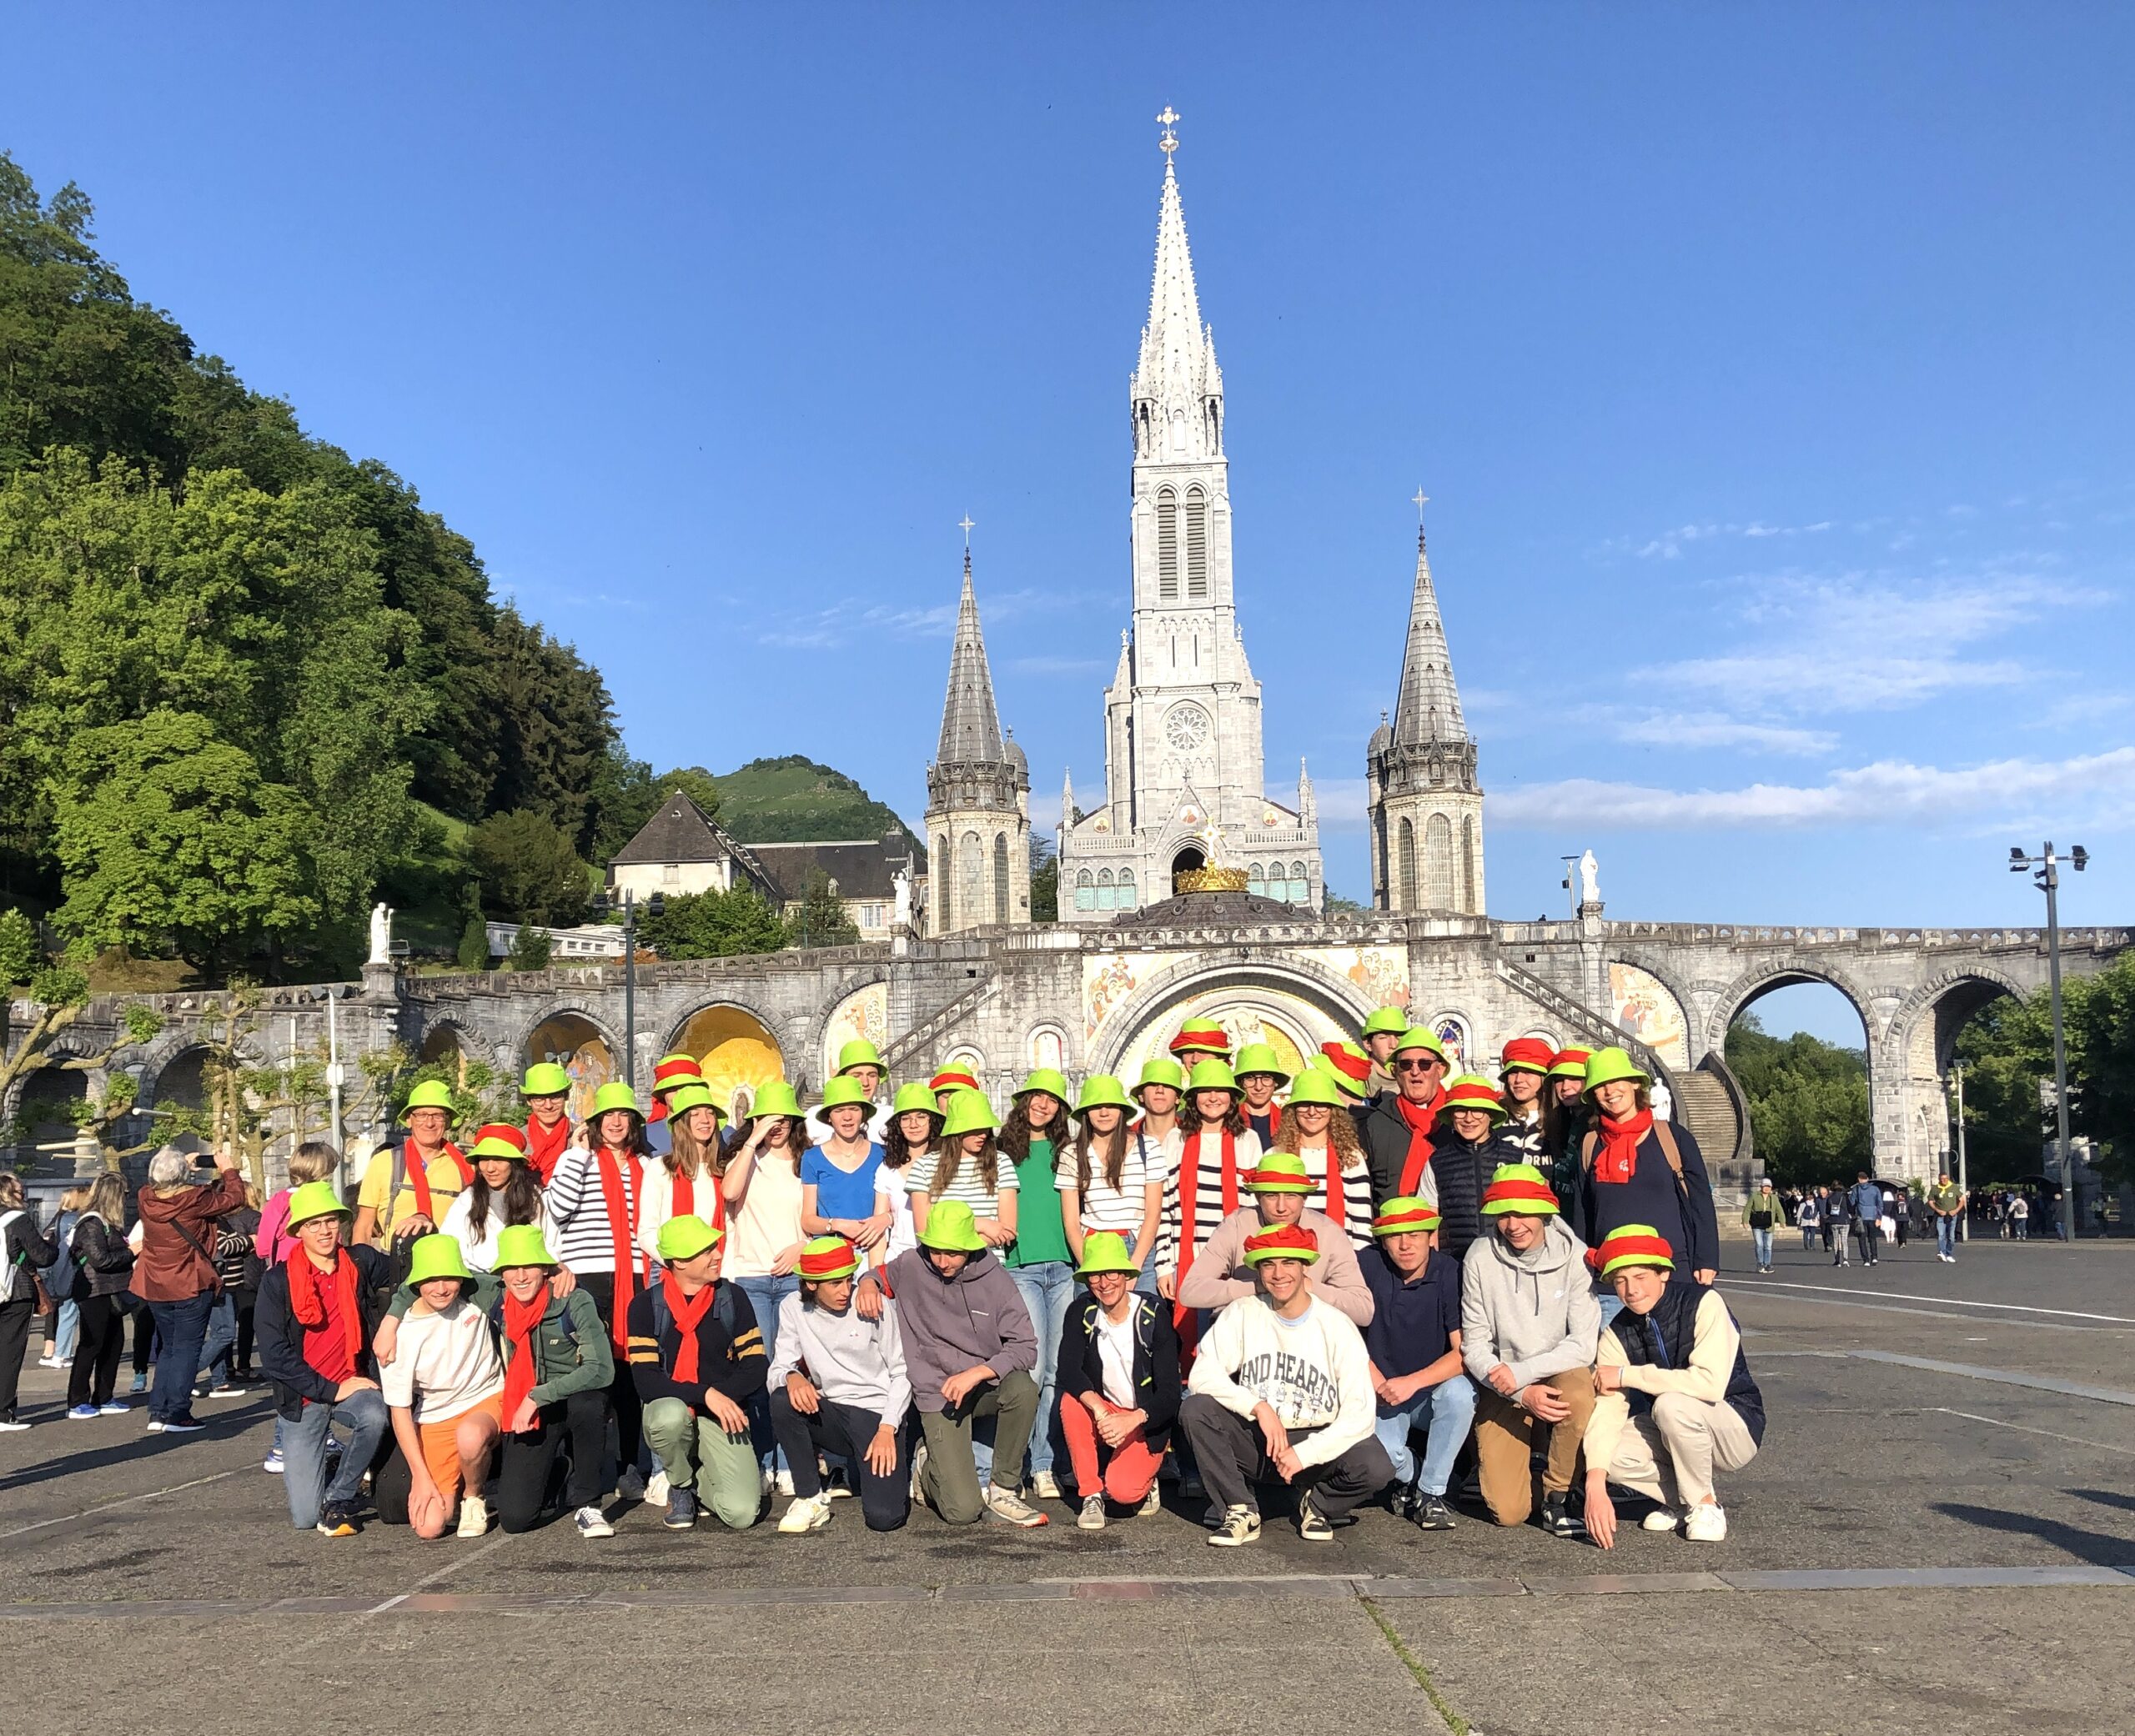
[1001,1069,1075,1498]
[638,1084,727,1261]
[909,1092,1017,1248]
[1272,1069,1375,1250]
[721,1079,810,1491]
[1161,1059,1263,1307]
[63,1173,136,1419]
[440,1126,551,1273]
[1498,1037,1555,1162]
[876,1082,945,1268]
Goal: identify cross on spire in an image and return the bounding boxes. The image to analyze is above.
[958,513,975,549]
[1156,106,1181,164]
[1413,488,1430,549]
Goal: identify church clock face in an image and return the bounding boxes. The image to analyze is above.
[1164,702,1210,752]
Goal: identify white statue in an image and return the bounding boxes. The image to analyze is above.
[369,902,394,966]
[892,867,912,931]
[1578,850,1601,908]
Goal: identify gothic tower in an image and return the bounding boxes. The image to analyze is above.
[925,549,1030,933]
[1368,519,1485,914]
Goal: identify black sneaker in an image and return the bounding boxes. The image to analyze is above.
[316,1501,359,1538]
[663,1488,699,1530]
[1297,1493,1334,1543]
[1541,1493,1586,1538]
[1412,1492,1457,1531]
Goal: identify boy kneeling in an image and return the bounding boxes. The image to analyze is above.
[377,1235,504,1539]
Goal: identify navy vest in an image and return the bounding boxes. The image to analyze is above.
[1615,1280,1765,1445]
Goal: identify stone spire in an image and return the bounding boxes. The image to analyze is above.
[1391,525,1469,748]
[926,544,1030,934]
[1132,118,1223,463]
[1298,759,1316,830]
[934,550,1007,767]
[1061,767,1075,834]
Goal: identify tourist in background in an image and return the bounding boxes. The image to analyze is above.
[1497,1038,1556,1163]
[1567,1049,1721,1299]
[255,1142,339,1273]
[200,1190,262,1392]
[36,1184,85,1372]
[719,1079,808,1494]
[1796,1187,1821,1252]
[1929,1173,1966,1263]
[1742,1179,1781,1273]
[0,1172,59,1429]
[1056,1230,1179,1529]
[133,1144,247,1434]
[1848,1172,1885,1267]
[63,1173,136,1419]
[1002,1068,1075,1499]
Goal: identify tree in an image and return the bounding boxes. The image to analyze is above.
[1724,1014,1871,1188]
[788,870,861,949]
[638,886,789,960]
[584,756,723,865]
[484,607,619,852]
[0,906,38,984]
[505,922,554,971]
[466,808,590,926]
[455,906,491,971]
[1029,835,1058,923]
[0,966,161,1171]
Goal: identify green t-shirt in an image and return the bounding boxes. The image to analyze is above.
[1930,1184,1962,1213]
[1004,1135,1072,1267]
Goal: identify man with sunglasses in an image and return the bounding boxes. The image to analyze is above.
[1359,1029,1454,1215]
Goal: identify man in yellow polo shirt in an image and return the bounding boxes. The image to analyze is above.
[352,1081,473,1249]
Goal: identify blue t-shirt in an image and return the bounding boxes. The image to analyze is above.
[802,1141,886,1222]
[1360,1243,1463,1385]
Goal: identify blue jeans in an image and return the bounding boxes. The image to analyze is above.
[50,1297,80,1362]
[1936,1216,1958,1257]
[194,1294,237,1387]
[1595,1290,1624,1332]
[1751,1227,1774,1268]
[736,1273,800,1473]
[1008,1261,1074,1478]
[1374,1373,1477,1498]
[147,1293,214,1422]
[284,1388,389,1530]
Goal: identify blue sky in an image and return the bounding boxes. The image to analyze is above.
[8,6,2131,1043]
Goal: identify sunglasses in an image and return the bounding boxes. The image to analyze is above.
[1394,1058,1444,1073]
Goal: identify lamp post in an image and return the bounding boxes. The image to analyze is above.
[2009,840,2087,1241]
[1950,1061,1969,1244]
[311,984,349,1191]
[1559,855,1582,921]
[592,889,665,1095]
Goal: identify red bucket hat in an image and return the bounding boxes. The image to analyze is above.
[1500,1036,1555,1076]
[1168,1021,1233,1058]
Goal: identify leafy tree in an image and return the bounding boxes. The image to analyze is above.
[0,906,38,983]
[505,922,554,971]
[0,963,161,1171]
[466,808,590,926]
[788,869,861,948]
[584,755,724,865]
[485,607,618,851]
[1724,1014,1871,1188]
[455,907,492,971]
[638,886,789,959]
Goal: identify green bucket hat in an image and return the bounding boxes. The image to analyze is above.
[890,1081,944,1120]
[590,1081,640,1119]
[520,1061,572,1097]
[404,1232,474,1292]
[1393,1026,1449,1062]
[1232,1042,1291,1087]
[1580,1046,1651,1101]
[1074,1229,1142,1280]
[1186,1057,1243,1099]
[820,1076,873,1112]
[662,1083,717,1120]
[939,1089,998,1140]
[493,1223,557,1269]
[284,1180,349,1231]
[1074,1074,1135,1116]
[751,1079,804,1121]
[835,1038,886,1075]
[656,1213,724,1263]
[1360,1006,1410,1039]
[1015,1067,1070,1105]
[1133,1056,1185,1099]
[1282,1066,1349,1111]
[401,1079,455,1118]
[1242,1151,1314,1193]
[917,1198,988,1254]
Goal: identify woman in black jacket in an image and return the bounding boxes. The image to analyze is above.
[1054,1231,1181,1530]
[0,1172,60,1429]
[65,1173,138,1417]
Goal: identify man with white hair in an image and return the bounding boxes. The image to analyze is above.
[133,1144,248,1434]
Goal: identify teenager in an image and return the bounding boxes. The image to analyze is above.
[488,1223,615,1538]
[1544,1046,1594,1202]
[639,1083,728,1262]
[63,1172,137,1419]
[877,1081,946,1266]
[1168,1021,1233,1066]
[1062,1071,1164,1272]
[255,1182,394,1537]
[1567,1049,1721,1294]
[374,1236,504,1538]
[1271,1066,1374,1250]
[628,1214,766,1531]
[546,1081,653,1493]
[767,1234,913,1534]
[805,1039,891,1145]
[720,1079,808,1491]
[132,1146,247,1433]
[1362,1197,1474,1530]
[1128,1056,1186,1174]
[1742,1180,1782,1273]
[642,1051,709,1162]
[1158,1063,1264,1318]
[1359,1006,1410,1102]
[38,1184,84,1372]
[909,1091,1018,1252]
[1460,1163,1600,1537]
[800,1076,890,1253]
[1180,1222,1392,1545]
[1424,1073,1523,1264]
[930,1064,981,1110]
[0,1172,59,1430]
[1498,1037,1555,1163]
[440,1126,550,1272]
[1358,1027,1452,1212]
[1174,1151,1374,1328]
[1584,1224,1766,1547]
[1232,1042,1289,1148]
[884,1200,1046,1527]
[1057,1231,1181,1529]
[352,1081,470,1251]
[520,1061,577,1185]
[1002,1069,1075,1499]
[1849,1171,1886,1267]
[1796,1187,1822,1253]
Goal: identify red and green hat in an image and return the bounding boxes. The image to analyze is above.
[930,1065,980,1096]
[1241,1151,1314,1193]
[1480,1162,1561,1217]
[471,1122,530,1157]
[797,1234,861,1282]
[1169,1021,1232,1060]
[1316,1041,1373,1098]
[1243,1222,1322,1267]
[649,1052,706,1121]
[1500,1036,1556,1076]
[1545,1046,1595,1081]
[1597,1223,1675,1277]
[1438,1074,1507,1125]
[1371,1196,1442,1237]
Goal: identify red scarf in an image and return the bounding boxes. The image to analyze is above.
[670,1162,727,1230]
[595,1146,642,1354]
[1309,1141,1348,1228]
[403,1138,472,1223]
[525,1115,571,1185]
[1595,1108,1654,1186]
[286,1249,362,1388]
[500,1287,549,1429]
[1394,1093,1442,1195]
[661,1272,717,1386]
[1172,1126,1238,1347]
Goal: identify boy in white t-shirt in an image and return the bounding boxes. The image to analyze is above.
[378,1235,505,1539]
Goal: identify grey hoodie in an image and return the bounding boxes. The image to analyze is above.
[1459,1217,1600,1388]
[882,1247,1037,1413]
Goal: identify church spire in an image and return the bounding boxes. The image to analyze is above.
[933,548,1007,767]
[1391,519,1469,748]
[1133,108,1223,462]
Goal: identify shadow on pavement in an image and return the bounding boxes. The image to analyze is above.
[2067,1488,2135,1516]
[0,1399,271,1495]
[1932,1500,2135,1569]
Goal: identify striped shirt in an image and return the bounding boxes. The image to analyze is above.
[1158,1126,1265,1275]
[1290,1142,1375,1250]
[908,1146,1015,1213]
[1056,1135,1165,1240]
[544,1145,648,1274]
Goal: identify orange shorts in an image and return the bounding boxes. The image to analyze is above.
[418,1394,501,1500]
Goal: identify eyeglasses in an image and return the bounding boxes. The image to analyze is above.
[1394,1058,1443,1073]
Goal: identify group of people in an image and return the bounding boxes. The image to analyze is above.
[9,1013,1771,1550]
[1783,1173,1973,1266]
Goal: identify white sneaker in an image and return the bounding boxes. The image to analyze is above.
[574,1505,615,1539]
[455,1494,490,1538]
[909,1438,929,1500]
[645,1468,670,1506]
[773,1468,795,1498]
[1683,1503,1729,1543]
[777,1493,833,1534]
[1031,1469,1061,1500]
[1641,1507,1681,1533]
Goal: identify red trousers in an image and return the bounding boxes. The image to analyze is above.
[1059,1395,1163,1503]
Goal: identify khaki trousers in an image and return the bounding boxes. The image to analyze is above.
[1474,1367,1596,1526]
[1603,1392,1758,1510]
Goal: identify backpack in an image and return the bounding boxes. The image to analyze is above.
[1580,1120,1687,1189]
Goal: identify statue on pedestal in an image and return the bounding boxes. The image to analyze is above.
[368,902,394,966]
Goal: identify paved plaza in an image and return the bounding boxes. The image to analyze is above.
[6,1236,2131,1736]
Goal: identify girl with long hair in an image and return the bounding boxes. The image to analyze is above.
[910,1092,1017,1249]
[440,1127,551,1272]
[63,1172,136,1418]
[875,1082,945,1267]
[1000,1070,1076,1498]
[721,1080,811,1490]
[1273,1072,1374,1250]
[638,1086,727,1262]
[1498,1038,1555,1163]
[1159,1061,1263,1307]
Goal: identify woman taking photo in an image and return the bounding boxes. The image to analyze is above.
[131,1145,247,1434]
[440,1126,551,1273]
[908,1091,1017,1249]
[876,1081,945,1267]
[1272,1069,1374,1249]
[721,1078,809,1493]
[63,1173,137,1419]
[1001,1068,1075,1498]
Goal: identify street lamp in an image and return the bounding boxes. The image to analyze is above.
[2010,840,2087,1241]
[591,889,665,1095]
[309,983,353,1190]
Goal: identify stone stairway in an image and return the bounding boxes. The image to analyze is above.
[1674,1058,1760,1218]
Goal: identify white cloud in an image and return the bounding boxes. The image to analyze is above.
[1488,746,2135,831]
[1610,519,1837,560]
[1605,711,1838,755]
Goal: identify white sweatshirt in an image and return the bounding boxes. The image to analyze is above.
[1187,1292,1377,1469]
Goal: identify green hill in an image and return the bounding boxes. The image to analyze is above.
[713,756,924,860]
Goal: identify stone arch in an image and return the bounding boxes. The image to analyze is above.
[1025,1022,1070,1076]
[3,1057,93,1163]
[415,1016,480,1067]
[1090,954,1376,1076]
[1889,964,2029,1076]
[1704,959,1877,1061]
[511,1006,620,1124]
[810,964,895,1089]
[667,999,787,1110]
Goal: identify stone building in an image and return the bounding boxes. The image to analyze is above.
[923,552,1031,935]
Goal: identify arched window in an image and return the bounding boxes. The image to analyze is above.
[1097,868,1115,911]
[937,833,954,920]
[962,830,983,925]
[1117,868,1137,911]
[1247,863,1265,895]
[1185,488,1208,598]
[1156,489,1179,600]
[1424,814,1454,909]
[993,832,1009,925]
[1398,818,1417,910]
[1289,860,1309,903]
[1075,869,1095,912]
[1459,814,1477,913]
